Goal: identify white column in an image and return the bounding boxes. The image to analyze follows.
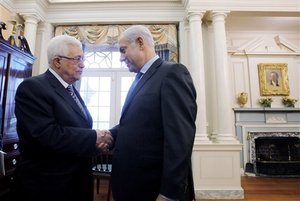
[211,11,238,143]
[203,21,218,142]
[178,21,189,67]
[34,22,54,75]
[20,14,40,54]
[187,12,210,143]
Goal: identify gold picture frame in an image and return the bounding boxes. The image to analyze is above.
[258,63,290,96]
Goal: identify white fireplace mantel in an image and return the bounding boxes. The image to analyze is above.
[233,108,300,170]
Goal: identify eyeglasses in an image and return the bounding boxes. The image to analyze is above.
[57,55,84,63]
[119,47,126,54]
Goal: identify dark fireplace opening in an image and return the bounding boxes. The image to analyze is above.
[255,137,300,176]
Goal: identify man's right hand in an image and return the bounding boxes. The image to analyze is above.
[95,130,113,152]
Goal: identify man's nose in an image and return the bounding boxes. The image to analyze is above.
[79,62,85,68]
[120,53,126,62]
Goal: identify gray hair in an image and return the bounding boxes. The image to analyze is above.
[47,35,82,64]
[122,25,155,47]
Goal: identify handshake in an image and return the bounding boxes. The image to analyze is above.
[95,129,113,152]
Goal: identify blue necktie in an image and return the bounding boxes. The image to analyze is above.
[122,72,143,114]
[67,85,87,118]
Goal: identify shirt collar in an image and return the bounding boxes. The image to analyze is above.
[49,68,69,88]
[139,55,159,74]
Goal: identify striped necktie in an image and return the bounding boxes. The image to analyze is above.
[67,85,87,118]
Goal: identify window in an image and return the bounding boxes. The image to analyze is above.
[79,50,134,129]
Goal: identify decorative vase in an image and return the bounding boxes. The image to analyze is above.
[238,92,248,108]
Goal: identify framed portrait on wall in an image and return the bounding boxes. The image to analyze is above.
[258,63,290,96]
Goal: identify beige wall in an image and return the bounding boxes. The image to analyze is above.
[0,5,13,40]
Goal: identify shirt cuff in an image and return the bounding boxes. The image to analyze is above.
[160,194,178,201]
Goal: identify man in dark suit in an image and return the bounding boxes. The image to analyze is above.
[11,35,113,201]
[109,25,197,201]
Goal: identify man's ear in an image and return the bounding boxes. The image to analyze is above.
[53,58,61,69]
[136,36,144,48]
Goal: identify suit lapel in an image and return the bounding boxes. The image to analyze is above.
[121,58,163,116]
[45,70,92,125]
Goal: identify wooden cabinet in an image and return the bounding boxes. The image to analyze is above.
[0,22,35,200]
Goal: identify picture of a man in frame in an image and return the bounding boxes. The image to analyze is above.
[258,63,290,96]
[267,70,281,87]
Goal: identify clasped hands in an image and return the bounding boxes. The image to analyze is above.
[96,129,113,152]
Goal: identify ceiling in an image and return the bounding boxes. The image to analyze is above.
[47,0,181,3]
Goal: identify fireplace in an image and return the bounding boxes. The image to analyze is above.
[249,132,300,177]
[233,108,300,177]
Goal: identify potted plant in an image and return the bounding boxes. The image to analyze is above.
[282,97,298,107]
[258,97,273,107]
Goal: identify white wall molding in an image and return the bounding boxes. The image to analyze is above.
[0,0,14,11]
[193,143,244,199]
[274,35,300,53]
[4,0,299,24]
[47,0,181,2]
[230,35,300,56]
[186,0,300,12]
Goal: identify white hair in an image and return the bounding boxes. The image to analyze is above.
[122,25,155,47]
[47,35,82,64]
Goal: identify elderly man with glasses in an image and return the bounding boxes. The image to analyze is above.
[11,35,113,201]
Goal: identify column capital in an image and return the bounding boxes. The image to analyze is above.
[19,13,42,24]
[36,22,53,34]
[186,11,206,22]
[19,13,42,55]
[211,11,230,19]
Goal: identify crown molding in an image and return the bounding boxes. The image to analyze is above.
[2,0,47,21]
[2,0,299,24]
[47,8,185,24]
[0,0,14,11]
[47,0,181,2]
[45,0,185,23]
[185,0,300,12]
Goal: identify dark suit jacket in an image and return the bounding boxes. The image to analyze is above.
[12,70,98,201]
[110,58,197,201]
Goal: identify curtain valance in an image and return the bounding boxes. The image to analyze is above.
[55,24,178,62]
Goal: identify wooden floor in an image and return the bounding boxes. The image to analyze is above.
[93,175,300,201]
